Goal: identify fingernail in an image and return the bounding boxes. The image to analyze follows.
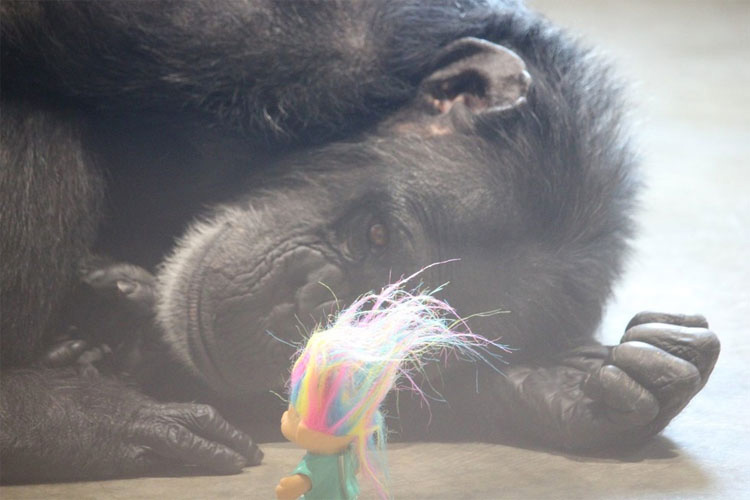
[252,447,264,465]
[248,443,264,465]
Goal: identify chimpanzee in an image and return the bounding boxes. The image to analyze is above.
[0,0,719,484]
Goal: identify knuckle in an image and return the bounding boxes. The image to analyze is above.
[622,323,659,342]
[196,404,217,419]
[139,404,166,421]
[624,322,683,344]
[120,446,153,475]
[688,313,709,328]
[626,311,709,334]
[611,340,656,362]
[598,364,624,385]
[627,310,668,327]
[673,328,720,368]
[659,363,700,393]
[164,423,191,446]
[698,329,721,354]
[633,311,655,321]
[681,363,701,384]
[190,404,218,425]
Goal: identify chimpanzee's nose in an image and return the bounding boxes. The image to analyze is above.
[294,262,349,322]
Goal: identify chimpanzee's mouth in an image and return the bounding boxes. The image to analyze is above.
[183,224,236,393]
[186,241,297,395]
[164,220,347,396]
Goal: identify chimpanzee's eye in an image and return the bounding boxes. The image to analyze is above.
[368,222,388,248]
[339,215,389,261]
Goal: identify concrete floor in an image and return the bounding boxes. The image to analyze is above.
[3,1,748,498]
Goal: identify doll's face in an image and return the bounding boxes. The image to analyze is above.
[280,405,301,442]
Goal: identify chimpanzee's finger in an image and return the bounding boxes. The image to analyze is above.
[141,422,248,474]
[622,323,720,380]
[162,404,263,465]
[597,365,659,427]
[625,311,708,331]
[608,341,701,403]
[41,339,88,367]
[82,263,157,312]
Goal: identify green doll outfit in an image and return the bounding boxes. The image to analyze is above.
[293,446,359,500]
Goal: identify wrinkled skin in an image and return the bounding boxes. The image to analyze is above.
[2,0,719,483]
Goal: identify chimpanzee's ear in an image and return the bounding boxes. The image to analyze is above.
[421,37,531,117]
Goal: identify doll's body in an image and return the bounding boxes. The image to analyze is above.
[291,446,359,500]
[276,406,359,500]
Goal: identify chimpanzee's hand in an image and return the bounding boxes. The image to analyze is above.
[40,261,159,377]
[494,312,720,450]
[1,370,263,481]
[66,262,266,472]
[38,338,90,368]
[53,259,160,377]
[80,260,157,316]
[37,338,112,377]
[584,312,719,438]
[124,402,264,474]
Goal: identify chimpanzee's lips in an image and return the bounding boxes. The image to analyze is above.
[184,224,234,393]
[185,232,346,396]
[154,218,280,397]
[157,203,349,397]
[186,238,293,395]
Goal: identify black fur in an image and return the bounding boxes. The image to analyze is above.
[0,100,102,366]
[1,1,508,140]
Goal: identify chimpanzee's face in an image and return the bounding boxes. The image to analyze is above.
[156,36,634,397]
[155,126,519,395]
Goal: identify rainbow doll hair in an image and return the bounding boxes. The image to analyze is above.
[287,267,506,498]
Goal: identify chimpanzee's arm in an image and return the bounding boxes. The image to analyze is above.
[0,98,262,484]
[1,0,494,139]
